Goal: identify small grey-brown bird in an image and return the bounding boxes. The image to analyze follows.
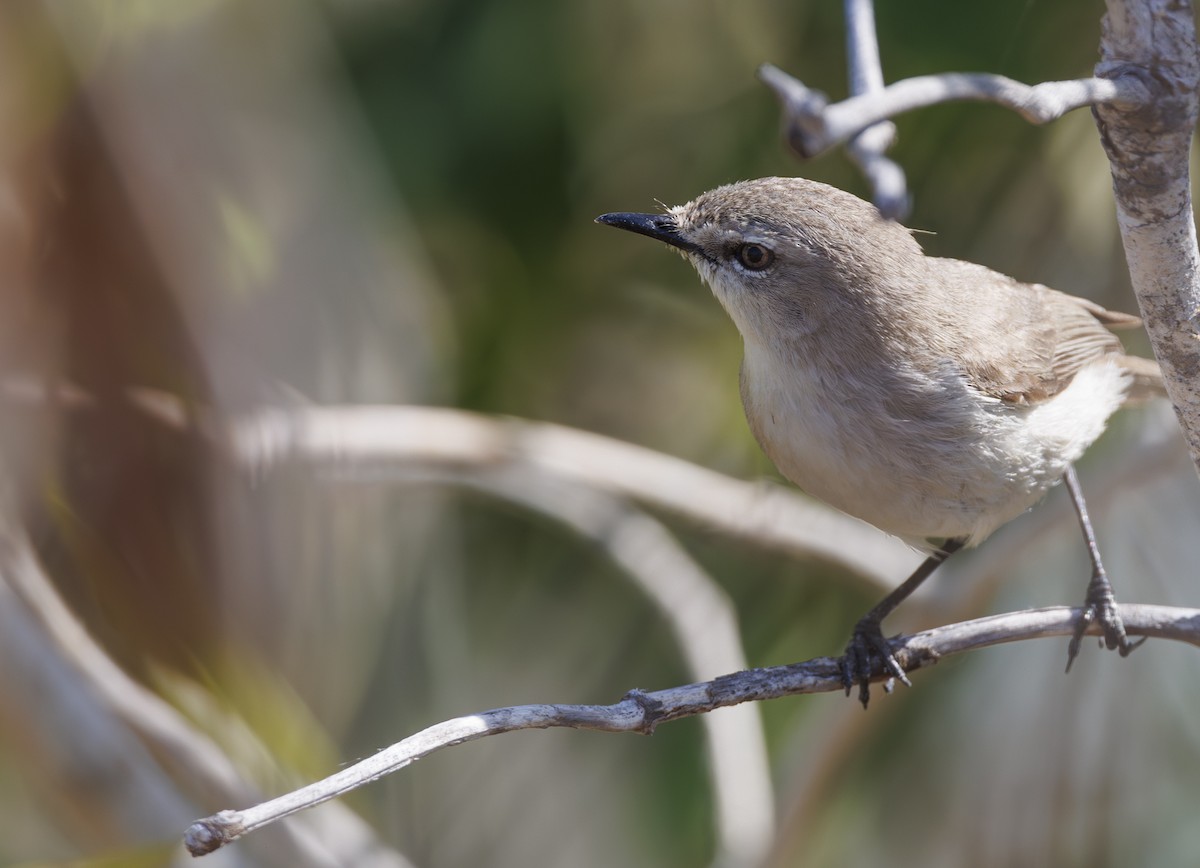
[598,176,1162,706]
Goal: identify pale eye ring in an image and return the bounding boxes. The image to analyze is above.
[735,242,774,271]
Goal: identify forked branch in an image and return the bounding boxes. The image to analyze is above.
[760,64,1150,161]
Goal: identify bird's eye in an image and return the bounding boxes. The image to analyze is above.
[735,243,774,271]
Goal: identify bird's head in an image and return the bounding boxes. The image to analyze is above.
[598,177,923,344]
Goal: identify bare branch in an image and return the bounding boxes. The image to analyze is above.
[4,383,923,589]
[1094,0,1200,475]
[760,63,1150,161]
[228,404,922,590]
[843,0,909,218]
[183,602,1200,856]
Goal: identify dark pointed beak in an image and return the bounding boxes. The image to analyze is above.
[595,212,700,254]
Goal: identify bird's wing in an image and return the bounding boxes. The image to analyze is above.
[926,258,1130,404]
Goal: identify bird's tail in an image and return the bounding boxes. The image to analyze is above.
[1117,354,1168,403]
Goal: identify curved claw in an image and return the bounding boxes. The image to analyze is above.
[841,619,910,709]
[1066,580,1146,673]
[1065,607,1095,673]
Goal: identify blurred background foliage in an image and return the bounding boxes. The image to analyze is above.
[1,0,1198,866]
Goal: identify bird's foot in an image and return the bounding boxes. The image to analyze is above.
[1066,571,1146,672]
[840,617,910,709]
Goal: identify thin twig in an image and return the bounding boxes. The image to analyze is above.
[184,602,1200,856]
[760,64,1149,160]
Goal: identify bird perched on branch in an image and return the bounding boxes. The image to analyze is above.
[598,176,1163,706]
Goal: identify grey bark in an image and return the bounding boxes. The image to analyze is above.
[1094,0,1200,472]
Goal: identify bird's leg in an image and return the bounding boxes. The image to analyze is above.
[1063,465,1146,671]
[841,538,964,708]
